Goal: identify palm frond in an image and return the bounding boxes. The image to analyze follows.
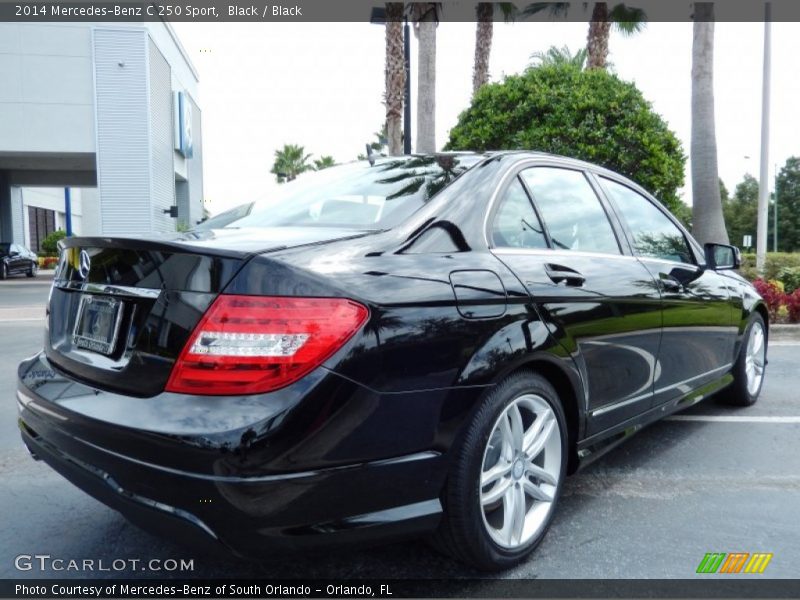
[519,2,571,20]
[609,3,647,35]
[529,45,587,68]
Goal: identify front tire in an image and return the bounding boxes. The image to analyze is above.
[432,372,567,571]
[26,262,37,278]
[720,314,767,406]
[0,262,7,280]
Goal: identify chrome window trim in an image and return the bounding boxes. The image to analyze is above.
[482,157,630,258]
[492,247,639,262]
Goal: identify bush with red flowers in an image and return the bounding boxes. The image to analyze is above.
[752,278,800,323]
[752,279,784,322]
[786,289,800,324]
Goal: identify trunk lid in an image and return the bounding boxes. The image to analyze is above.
[46,228,368,397]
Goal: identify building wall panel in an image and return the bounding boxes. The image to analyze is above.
[93,28,151,235]
[148,41,175,234]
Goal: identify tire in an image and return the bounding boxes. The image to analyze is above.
[719,314,767,407]
[432,371,568,571]
[0,262,7,280]
[26,262,37,278]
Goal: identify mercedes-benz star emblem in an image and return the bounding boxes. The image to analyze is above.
[78,250,91,280]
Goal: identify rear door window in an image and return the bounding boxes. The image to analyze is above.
[491,178,548,249]
[519,167,621,255]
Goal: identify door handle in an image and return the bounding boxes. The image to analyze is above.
[545,264,585,287]
[659,272,683,292]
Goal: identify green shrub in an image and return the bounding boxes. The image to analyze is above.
[777,266,800,294]
[40,230,67,256]
[740,252,800,281]
[446,63,687,218]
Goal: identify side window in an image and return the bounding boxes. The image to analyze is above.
[519,167,620,255]
[601,178,693,264]
[491,177,548,249]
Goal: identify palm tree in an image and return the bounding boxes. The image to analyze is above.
[270,144,313,183]
[384,2,405,156]
[586,3,646,70]
[691,3,729,245]
[529,45,587,69]
[410,2,440,153]
[472,3,517,97]
[313,156,336,170]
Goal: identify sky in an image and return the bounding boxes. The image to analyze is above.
[170,20,800,216]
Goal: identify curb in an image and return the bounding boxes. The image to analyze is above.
[769,324,800,342]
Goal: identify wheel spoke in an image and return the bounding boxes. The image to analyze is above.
[523,478,554,503]
[507,404,524,452]
[500,484,527,545]
[481,475,512,506]
[522,410,551,455]
[481,460,512,487]
[524,415,556,461]
[752,328,764,355]
[526,461,557,486]
[498,414,514,459]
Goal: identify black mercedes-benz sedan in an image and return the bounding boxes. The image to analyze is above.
[1,242,38,279]
[17,152,767,571]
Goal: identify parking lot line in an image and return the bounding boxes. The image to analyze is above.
[666,415,800,423]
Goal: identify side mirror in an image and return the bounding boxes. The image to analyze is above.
[9,250,19,257]
[704,243,740,271]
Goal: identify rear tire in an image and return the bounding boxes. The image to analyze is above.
[0,263,7,280]
[719,314,766,407]
[431,371,567,571]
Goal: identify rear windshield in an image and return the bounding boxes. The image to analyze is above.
[230,156,480,230]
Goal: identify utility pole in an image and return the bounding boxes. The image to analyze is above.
[774,162,778,252]
[756,2,771,273]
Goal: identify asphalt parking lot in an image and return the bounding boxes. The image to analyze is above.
[1,273,798,581]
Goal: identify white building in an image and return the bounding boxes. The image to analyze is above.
[0,21,203,251]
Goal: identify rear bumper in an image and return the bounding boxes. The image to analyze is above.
[16,352,481,557]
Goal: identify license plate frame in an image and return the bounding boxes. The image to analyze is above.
[72,294,124,356]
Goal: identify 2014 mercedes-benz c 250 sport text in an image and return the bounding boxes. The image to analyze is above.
[17,152,768,570]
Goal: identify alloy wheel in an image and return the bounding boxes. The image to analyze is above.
[745,321,766,396]
[479,394,562,549]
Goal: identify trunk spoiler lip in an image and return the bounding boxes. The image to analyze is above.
[58,230,382,260]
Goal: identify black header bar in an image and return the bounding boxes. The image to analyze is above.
[0,1,798,23]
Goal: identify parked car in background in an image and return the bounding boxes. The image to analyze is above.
[17,152,767,571]
[1,242,38,279]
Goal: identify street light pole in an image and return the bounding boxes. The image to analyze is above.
[756,2,771,273]
[774,162,779,251]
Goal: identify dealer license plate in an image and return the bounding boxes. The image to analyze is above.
[72,295,124,356]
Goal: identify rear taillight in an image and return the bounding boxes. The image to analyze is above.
[165,295,369,396]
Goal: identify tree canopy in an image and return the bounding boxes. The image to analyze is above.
[776,157,800,252]
[445,63,687,216]
[722,174,759,250]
